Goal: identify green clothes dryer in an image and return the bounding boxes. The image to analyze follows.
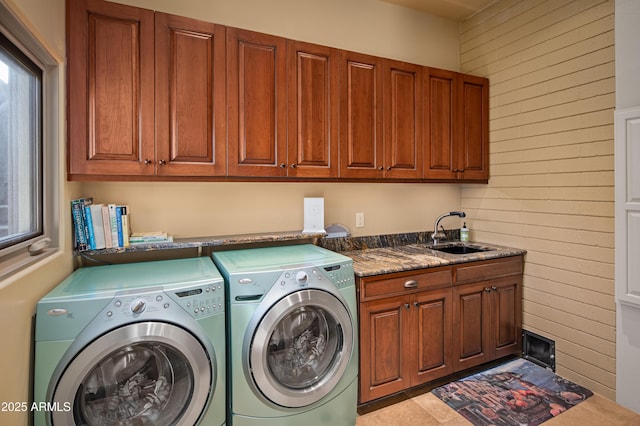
[33,257,226,425]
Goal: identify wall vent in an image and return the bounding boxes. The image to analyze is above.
[522,330,556,371]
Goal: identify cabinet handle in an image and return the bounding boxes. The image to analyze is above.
[404,303,410,309]
[279,163,286,168]
[491,286,497,291]
[485,287,491,292]
[404,280,418,289]
[144,159,151,165]
[378,166,384,171]
[387,166,391,171]
[290,163,297,169]
[158,159,166,166]
[413,301,419,308]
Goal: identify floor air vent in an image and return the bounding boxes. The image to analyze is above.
[522,330,556,371]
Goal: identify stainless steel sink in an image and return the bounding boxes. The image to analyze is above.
[427,243,495,255]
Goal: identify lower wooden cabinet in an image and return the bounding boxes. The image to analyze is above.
[359,288,452,402]
[357,255,523,404]
[452,274,522,372]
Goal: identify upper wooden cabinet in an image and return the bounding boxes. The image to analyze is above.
[383,59,423,179]
[424,68,455,180]
[67,0,226,178]
[67,0,489,182]
[339,51,384,179]
[425,68,489,181]
[226,28,287,177]
[339,53,423,179]
[154,13,226,177]
[67,0,155,177]
[287,41,339,178]
[457,73,489,181]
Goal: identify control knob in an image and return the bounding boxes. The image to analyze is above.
[131,299,146,314]
[296,271,309,284]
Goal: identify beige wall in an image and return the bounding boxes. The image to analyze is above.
[85,182,461,238]
[1,0,463,424]
[460,0,616,399]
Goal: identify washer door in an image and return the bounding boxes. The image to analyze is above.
[51,322,212,426]
[250,289,353,408]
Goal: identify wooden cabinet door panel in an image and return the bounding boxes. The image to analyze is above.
[68,0,154,176]
[383,60,423,179]
[340,51,384,179]
[359,296,410,403]
[227,28,287,176]
[155,13,226,176]
[453,282,491,371]
[412,288,452,386]
[424,68,456,180]
[287,41,338,177]
[458,74,489,181]
[492,275,522,359]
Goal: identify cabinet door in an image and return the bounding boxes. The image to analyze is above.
[457,73,489,181]
[339,51,384,179]
[67,0,154,177]
[359,296,411,403]
[424,67,456,180]
[452,281,492,371]
[227,28,287,176]
[411,288,452,386]
[491,275,522,359]
[287,41,339,177]
[155,13,226,176]
[383,60,423,179]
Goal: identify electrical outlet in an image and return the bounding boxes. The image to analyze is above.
[355,212,365,228]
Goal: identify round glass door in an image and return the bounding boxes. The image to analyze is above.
[250,289,353,408]
[51,322,213,426]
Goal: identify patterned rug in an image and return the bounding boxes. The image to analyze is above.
[431,358,593,426]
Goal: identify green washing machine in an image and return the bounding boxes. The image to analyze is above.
[213,244,358,426]
[33,257,226,425]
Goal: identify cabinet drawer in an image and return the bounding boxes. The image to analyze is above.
[454,256,522,284]
[360,268,452,300]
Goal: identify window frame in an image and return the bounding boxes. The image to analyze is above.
[0,0,61,280]
[0,31,44,251]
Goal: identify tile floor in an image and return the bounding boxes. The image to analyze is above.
[356,391,640,425]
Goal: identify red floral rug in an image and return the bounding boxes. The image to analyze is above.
[431,358,593,426]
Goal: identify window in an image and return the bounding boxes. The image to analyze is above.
[0,0,59,278]
[0,32,43,251]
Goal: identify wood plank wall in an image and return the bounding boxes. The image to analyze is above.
[459,0,615,399]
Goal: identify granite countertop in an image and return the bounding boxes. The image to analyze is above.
[77,230,327,255]
[339,242,526,277]
[75,229,525,278]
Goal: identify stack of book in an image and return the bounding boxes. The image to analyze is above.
[129,232,174,245]
[71,198,131,251]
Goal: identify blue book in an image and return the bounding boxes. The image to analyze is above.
[116,205,124,247]
[84,204,96,250]
[71,199,87,251]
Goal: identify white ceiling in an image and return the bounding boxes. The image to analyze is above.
[379,0,497,21]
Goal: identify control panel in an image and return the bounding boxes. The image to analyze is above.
[322,261,355,290]
[105,283,224,322]
[168,283,225,318]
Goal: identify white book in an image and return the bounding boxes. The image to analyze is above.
[89,204,106,249]
[108,204,119,248]
[101,205,112,248]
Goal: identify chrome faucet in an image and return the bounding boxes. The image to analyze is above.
[432,211,466,244]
